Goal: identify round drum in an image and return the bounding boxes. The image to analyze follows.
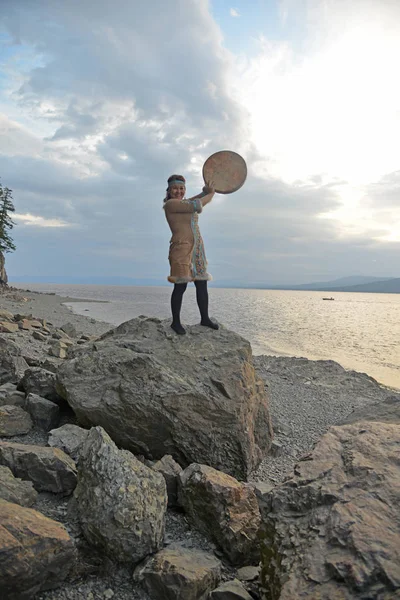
[202,150,247,194]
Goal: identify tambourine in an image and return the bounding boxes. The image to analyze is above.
[202,150,247,194]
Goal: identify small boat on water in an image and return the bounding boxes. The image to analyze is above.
[322,297,335,301]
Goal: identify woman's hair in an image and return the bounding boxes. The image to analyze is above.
[163,174,186,203]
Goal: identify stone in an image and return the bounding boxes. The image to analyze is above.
[29,320,42,329]
[0,321,19,333]
[56,316,272,480]
[74,426,167,563]
[48,423,89,460]
[269,440,283,457]
[0,384,25,407]
[236,566,260,582]
[0,405,33,436]
[249,482,274,520]
[0,499,76,599]
[25,393,60,431]
[18,319,32,330]
[178,463,261,566]
[0,441,77,494]
[60,322,77,338]
[152,454,182,507]
[210,579,253,599]
[32,330,48,341]
[0,465,38,506]
[0,309,14,321]
[260,422,400,600]
[19,367,61,403]
[0,336,29,385]
[340,394,400,425]
[48,340,68,358]
[134,545,221,600]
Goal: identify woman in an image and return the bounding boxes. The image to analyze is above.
[163,174,219,335]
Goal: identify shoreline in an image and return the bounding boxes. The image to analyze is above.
[1,285,399,393]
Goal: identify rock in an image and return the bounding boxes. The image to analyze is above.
[236,566,260,582]
[29,320,42,329]
[134,545,221,600]
[210,579,253,599]
[0,321,19,333]
[0,405,33,436]
[0,499,76,599]
[48,340,68,358]
[0,441,77,494]
[269,440,283,457]
[56,316,272,480]
[249,482,274,520]
[32,330,49,341]
[340,394,400,425]
[18,319,32,330]
[60,322,77,338]
[0,383,25,407]
[25,393,60,431]
[0,336,29,384]
[0,382,18,395]
[152,454,182,507]
[19,367,62,404]
[0,309,14,321]
[260,422,400,600]
[0,465,38,506]
[48,423,89,460]
[178,463,261,566]
[74,426,167,563]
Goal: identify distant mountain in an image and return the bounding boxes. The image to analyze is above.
[281,276,396,291]
[319,278,400,294]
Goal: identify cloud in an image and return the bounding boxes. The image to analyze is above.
[0,0,399,284]
[14,213,70,227]
[230,8,240,17]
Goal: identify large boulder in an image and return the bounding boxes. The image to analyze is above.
[25,393,60,431]
[0,441,77,494]
[260,422,400,600]
[0,336,29,385]
[0,405,33,436]
[19,367,62,404]
[179,463,262,566]
[74,426,167,563]
[340,394,400,425]
[134,545,222,600]
[56,316,272,480]
[0,499,76,599]
[0,465,38,506]
[48,423,89,460]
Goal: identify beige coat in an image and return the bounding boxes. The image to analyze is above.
[164,194,213,283]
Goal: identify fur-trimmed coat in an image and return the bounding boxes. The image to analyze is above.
[164,196,212,284]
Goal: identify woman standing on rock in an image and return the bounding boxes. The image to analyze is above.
[163,174,219,335]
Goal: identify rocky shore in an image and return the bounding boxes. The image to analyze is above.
[0,285,399,600]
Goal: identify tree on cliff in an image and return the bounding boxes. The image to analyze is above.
[0,181,16,285]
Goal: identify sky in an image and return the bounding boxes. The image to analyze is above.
[0,0,399,287]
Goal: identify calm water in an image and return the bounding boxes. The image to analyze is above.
[16,283,400,390]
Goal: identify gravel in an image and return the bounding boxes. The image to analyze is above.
[251,355,400,485]
[1,286,399,599]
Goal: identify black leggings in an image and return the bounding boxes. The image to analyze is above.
[171,280,210,325]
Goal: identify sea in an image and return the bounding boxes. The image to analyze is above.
[15,283,400,391]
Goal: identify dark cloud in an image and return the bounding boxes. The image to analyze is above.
[0,1,399,285]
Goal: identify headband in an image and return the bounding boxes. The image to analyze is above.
[168,180,186,187]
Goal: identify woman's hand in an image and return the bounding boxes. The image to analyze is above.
[202,179,215,194]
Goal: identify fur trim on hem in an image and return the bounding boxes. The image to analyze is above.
[167,273,213,284]
[167,276,193,284]
[193,274,213,281]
